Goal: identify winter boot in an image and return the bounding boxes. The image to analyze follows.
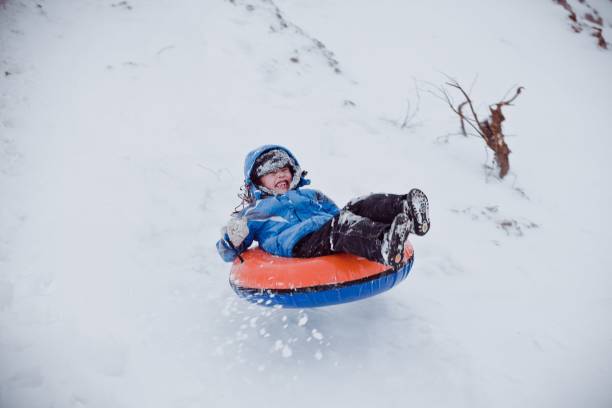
[381,213,412,268]
[404,189,430,236]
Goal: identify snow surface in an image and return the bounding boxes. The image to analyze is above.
[1,0,611,407]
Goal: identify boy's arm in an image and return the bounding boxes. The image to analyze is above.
[216,211,259,262]
[314,190,340,216]
[216,225,255,262]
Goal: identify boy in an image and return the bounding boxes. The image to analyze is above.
[217,145,430,267]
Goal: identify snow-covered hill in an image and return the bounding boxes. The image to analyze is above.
[1,0,611,407]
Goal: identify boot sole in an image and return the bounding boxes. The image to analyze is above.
[384,213,411,268]
[407,189,430,236]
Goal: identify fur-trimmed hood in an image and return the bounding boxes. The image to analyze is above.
[243,145,310,198]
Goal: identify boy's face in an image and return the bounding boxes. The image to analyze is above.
[258,166,292,194]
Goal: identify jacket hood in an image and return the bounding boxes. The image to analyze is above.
[243,145,310,198]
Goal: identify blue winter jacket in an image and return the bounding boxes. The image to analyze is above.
[216,145,340,262]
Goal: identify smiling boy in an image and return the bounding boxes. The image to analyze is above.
[217,145,430,268]
[259,166,292,194]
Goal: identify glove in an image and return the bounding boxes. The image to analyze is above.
[225,216,249,248]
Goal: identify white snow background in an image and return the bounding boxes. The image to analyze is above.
[1,0,611,407]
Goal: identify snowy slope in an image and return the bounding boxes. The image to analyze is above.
[1,0,611,407]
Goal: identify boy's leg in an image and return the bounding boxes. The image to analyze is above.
[345,193,405,224]
[293,210,411,267]
[330,211,390,263]
[293,212,387,263]
[347,190,431,236]
[292,218,335,258]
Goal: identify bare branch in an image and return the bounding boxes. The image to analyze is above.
[500,86,523,106]
[458,101,468,137]
[400,79,422,129]
[468,74,479,96]
[446,80,482,125]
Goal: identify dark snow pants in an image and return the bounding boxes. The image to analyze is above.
[292,193,407,263]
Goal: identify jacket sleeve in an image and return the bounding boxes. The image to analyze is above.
[216,218,256,263]
[314,190,340,216]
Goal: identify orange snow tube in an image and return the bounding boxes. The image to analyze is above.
[229,242,414,308]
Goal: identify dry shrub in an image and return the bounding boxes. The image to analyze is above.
[441,80,523,179]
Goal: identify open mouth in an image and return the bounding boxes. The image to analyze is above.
[275,181,289,190]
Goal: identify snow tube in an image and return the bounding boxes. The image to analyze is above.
[229,242,414,308]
